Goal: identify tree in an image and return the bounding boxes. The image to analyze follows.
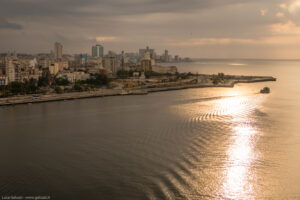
[24,78,38,94]
[83,74,110,87]
[74,83,83,91]
[55,86,63,94]
[55,77,70,86]
[211,77,220,85]
[9,82,23,95]
[38,69,52,87]
[144,71,161,78]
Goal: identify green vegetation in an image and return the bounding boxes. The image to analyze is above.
[73,83,83,91]
[54,86,63,94]
[79,74,110,87]
[144,71,161,78]
[117,70,137,78]
[211,73,225,85]
[0,78,38,97]
[38,70,52,87]
[212,77,221,85]
[176,73,190,80]
[0,73,111,98]
[55,77,70,86]
[117,70,176,79]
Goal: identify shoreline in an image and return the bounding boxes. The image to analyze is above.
[0,76,276,107]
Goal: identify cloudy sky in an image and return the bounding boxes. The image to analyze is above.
[1,0,300,58]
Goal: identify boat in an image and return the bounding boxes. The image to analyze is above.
[260,87,270,94]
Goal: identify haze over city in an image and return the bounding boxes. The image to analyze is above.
[2,0,300,58]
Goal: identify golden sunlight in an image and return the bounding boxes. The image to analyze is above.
[217,95,261,199]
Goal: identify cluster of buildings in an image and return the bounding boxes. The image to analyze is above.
[0,52,41,86]
[138,46,191,63]
[0,43,189,86]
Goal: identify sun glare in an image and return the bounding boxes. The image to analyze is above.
[217,95,260,199]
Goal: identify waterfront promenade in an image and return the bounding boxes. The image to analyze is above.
[0,76,276,106]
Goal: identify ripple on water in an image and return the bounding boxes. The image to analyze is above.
[144,94,267,199]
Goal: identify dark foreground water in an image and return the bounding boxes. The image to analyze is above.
[1,60,300,199]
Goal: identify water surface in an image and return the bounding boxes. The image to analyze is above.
[1,60,300,199]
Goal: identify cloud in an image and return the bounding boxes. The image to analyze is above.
[260,9,268,16]
[95,36,118,42]
[288,0,300,14]
[0,19,23,30]
[0,0,242,19]
[269,20,300,34]
[2,0,300,58]
[280,0,300,14]
[276,12,285,18]
[168,38,256,46]
[279,3,287,9]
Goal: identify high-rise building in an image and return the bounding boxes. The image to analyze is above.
[139,46,155,59]
[121,51,125,71]
[164,50,169,62]
[75,54,88,65]
[92,44,104,58]
[103,55,120,74]
[5,57,15,83]
[54,42,63,60]
[140,51,152,71]
[141,59,152,71]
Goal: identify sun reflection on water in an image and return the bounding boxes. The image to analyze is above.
[222,123,257,199]
[171,88,263,199]
[216,94,261,199]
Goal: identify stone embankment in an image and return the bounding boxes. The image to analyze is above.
[0,76,276,106]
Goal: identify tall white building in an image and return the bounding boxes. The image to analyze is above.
[92,44,104,58]
[54,42,63,60]
[5,57,15,83]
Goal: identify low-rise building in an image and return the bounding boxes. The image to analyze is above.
[152,65,178,74]
[57,60,69,71]
[39,58,51,68]
[0,75,8,86]
[49,63,59,75]
[140,59,152,71]
[59,72,90,83]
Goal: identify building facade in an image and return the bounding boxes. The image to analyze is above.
[103,55,120,74]
[140,60,152,71]
[164,50,169,62]
[5,57,16,83]
[54,42,63,60]
[75,54,88,65]
[49,63,59,75]
[0,75,8,86]
[139,46,155,59]
[92,45,104,58]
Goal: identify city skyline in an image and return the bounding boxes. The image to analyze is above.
[1,43,186,60]
[2,0,300,59]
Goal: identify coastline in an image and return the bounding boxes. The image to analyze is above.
[0,76,276,106]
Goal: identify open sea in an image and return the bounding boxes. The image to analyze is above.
[1,59,300,199]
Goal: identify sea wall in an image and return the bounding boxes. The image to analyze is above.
[0,76,276,106]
